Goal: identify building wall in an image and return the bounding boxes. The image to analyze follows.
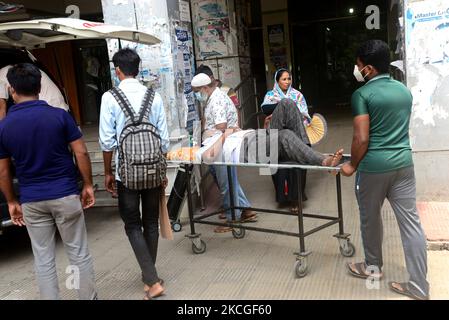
[101,0,197,135]
[235,0,252,80]
[166,0,197,133]
[405,0,449,200]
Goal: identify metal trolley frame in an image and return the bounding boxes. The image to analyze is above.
[172,161,355,278]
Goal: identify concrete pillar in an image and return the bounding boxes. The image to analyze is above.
[404,0,449,200]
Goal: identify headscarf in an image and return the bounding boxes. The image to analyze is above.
[262,69,310,119]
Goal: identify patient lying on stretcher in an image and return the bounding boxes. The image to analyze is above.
[166,131,343,169]
[200,98,344,169]
[262,98,344,168]
[168,98,344,168]
[199,127,343,169]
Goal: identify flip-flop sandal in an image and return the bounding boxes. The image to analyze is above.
[389,282,429,300]
[218,213,226,220]
[214,226,233,233]
[347,262,383,280]
[143,289,165,300]
[239,214,258,223]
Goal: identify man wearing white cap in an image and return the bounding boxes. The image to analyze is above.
[192,73,257,233]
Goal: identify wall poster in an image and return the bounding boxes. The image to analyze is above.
[267,23,288,70]
[406,0,449,150]
[175,27,197,132]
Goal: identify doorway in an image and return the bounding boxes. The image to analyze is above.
[74,39,112,125]
[289,0,388,112]
[31,39,112,126]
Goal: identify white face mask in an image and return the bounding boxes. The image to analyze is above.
[353,65,369,82]
[194,90,208,102]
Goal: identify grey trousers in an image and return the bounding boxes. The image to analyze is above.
[22,195,97,300]
[269,98,325,165]
[355,166,429,298]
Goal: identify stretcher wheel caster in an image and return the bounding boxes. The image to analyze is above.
[232,227,245,239]
[171,222,182,233]
[192,239,206,254]
[339,241,355,257]
[294,258,308,278]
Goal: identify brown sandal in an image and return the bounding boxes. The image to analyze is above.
[389,282,429,300]
[214,226,233,233]
[143,279,165,300]
[347,262,383,279]
[218,213,226,220]
[143,290,165,300]
[290,206,299,214]
[238,212,257,223]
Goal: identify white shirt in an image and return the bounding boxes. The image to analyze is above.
[99,78,170,181]
[204,87,238,130]
[0,65,69,111]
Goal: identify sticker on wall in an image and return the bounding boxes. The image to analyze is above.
[179,0,191,22]
[175,26,197,131]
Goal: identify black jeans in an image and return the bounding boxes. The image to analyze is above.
[117,181,160,286]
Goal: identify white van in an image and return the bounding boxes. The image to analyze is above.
[0,18,160,234]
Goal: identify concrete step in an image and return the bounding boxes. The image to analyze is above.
[91,161,115,174]
[93,174,105,187]
[95,189,116,199]
[89,151,104,161]
[86,141,101,151]
[93,197,118,207]
[88,150,118,161]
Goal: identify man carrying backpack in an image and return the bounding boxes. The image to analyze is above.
[99,48,170,300]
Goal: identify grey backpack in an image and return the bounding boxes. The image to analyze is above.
[109,87,167,190]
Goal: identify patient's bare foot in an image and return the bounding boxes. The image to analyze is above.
[322,149,344,167]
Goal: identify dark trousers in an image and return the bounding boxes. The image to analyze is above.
[271,168,307,204]
[117,181,160,286]
[269,99,325,165]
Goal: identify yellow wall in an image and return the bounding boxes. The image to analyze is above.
[261,0,291,90]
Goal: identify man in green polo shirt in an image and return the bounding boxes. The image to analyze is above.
[341,40,429,300]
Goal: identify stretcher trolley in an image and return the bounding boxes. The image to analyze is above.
[169,160,355,278]
[167,166,189,232]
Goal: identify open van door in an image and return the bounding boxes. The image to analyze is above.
[0,17,160,48]
[0,18,160,234]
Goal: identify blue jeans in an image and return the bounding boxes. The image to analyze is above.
[212,165,251,221]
